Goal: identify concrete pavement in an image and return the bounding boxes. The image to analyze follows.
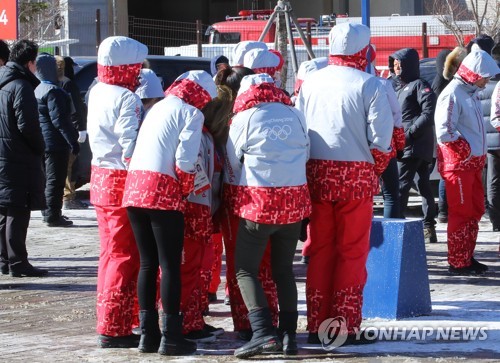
[0,197,499,362]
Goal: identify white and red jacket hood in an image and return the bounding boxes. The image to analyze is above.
[97,36,148,91]
[232,41,268,66]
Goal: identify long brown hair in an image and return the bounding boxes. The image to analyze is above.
[202,85,234,147]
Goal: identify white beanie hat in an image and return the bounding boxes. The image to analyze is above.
[174,70,218,99]
[328,23,370,56]
[135,68,164,99]
[98,36,148,66]
[232,41,268,66]
[243,48,281,70]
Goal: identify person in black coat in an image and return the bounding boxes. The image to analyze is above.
[34,53,79,227]
[55,55,89,210]
[0,39,48,277]
[389,47,437,243]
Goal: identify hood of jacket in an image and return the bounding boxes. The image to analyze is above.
[0,61,40,90]
[456,49,500,85]
[389,48,420,84]
[165,70,217,110]
[35,53,58,83]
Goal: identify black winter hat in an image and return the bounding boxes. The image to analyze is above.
[466,34,495,55]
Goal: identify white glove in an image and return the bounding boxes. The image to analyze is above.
[78,131,87,143]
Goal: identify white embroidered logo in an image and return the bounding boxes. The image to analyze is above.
[263,125,292,140]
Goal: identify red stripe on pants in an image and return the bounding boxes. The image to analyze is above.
[95,205,139,336]
[220,206,278,330]
[209,233,223,294]
[441,169,484,268]
[306,198,372,334]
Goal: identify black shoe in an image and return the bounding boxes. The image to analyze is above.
[208,292,217,303]
[204,323,224,337]
[342,333,377,346]
[237,329,253,341]
[10,264,48,278]
[307,332,321,344]
[1,264,9,275]
[158,314,197,355]
[184,329,216,343]
[63,199,89,210]
[47,215,73,227]
[471,257,488,272]
[98,334,140,348]
[224,295,230,305]
[234,335,281,358]
[449,262,487,276]
[301,255,310,264]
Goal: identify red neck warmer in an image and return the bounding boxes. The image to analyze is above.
[97,63,142,92]
[456,64,482,85]
[328,45,369,71]
[233,83,292,114]
[165,78,212,110]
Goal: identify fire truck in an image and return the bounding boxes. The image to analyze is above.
[206,10,476,67]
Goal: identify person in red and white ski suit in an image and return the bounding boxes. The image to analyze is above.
[295,23,393,343]
[87,36,147,348]
[435,50,499,275]
[122,70,217,355]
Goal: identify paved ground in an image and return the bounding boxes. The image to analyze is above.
[1,194,499,362]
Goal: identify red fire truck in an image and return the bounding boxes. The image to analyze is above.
[207,10,476,67]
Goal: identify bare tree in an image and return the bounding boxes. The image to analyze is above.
[427,0,500,45]
[18,0,66,41]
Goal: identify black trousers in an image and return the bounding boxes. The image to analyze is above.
[127,207,184,314]
[235,218,301,313]
[398,156,436,227]
[0,206,31,268]
[43,151,70,221]
[487,150,500,230]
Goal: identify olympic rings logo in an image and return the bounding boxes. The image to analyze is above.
[262,125,292,140]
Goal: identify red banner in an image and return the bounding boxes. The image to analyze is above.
[0,0,18,40]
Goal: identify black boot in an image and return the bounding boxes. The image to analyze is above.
[278,311,298,355]
[158,313,197,356]
[138,310,161,353]
[234,308,282,359]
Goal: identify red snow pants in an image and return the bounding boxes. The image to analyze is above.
[306,198,372,334]
[95,205,139,336]
[441,169,484,268]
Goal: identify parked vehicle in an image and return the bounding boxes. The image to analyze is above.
[71,55,212,188]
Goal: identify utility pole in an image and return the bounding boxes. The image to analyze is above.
[112,0,117,35]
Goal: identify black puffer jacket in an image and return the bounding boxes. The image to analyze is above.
[0,62,46,210]
[389,48,436,162]
[34,53,78,153]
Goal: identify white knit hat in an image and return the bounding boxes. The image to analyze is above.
[328,23,370,56]
[174,70,218,99]
[243,48,281,70]
[98,36,148,66]
[232,41,268,66]
[237,73,274,97]
[135,69,164,99]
